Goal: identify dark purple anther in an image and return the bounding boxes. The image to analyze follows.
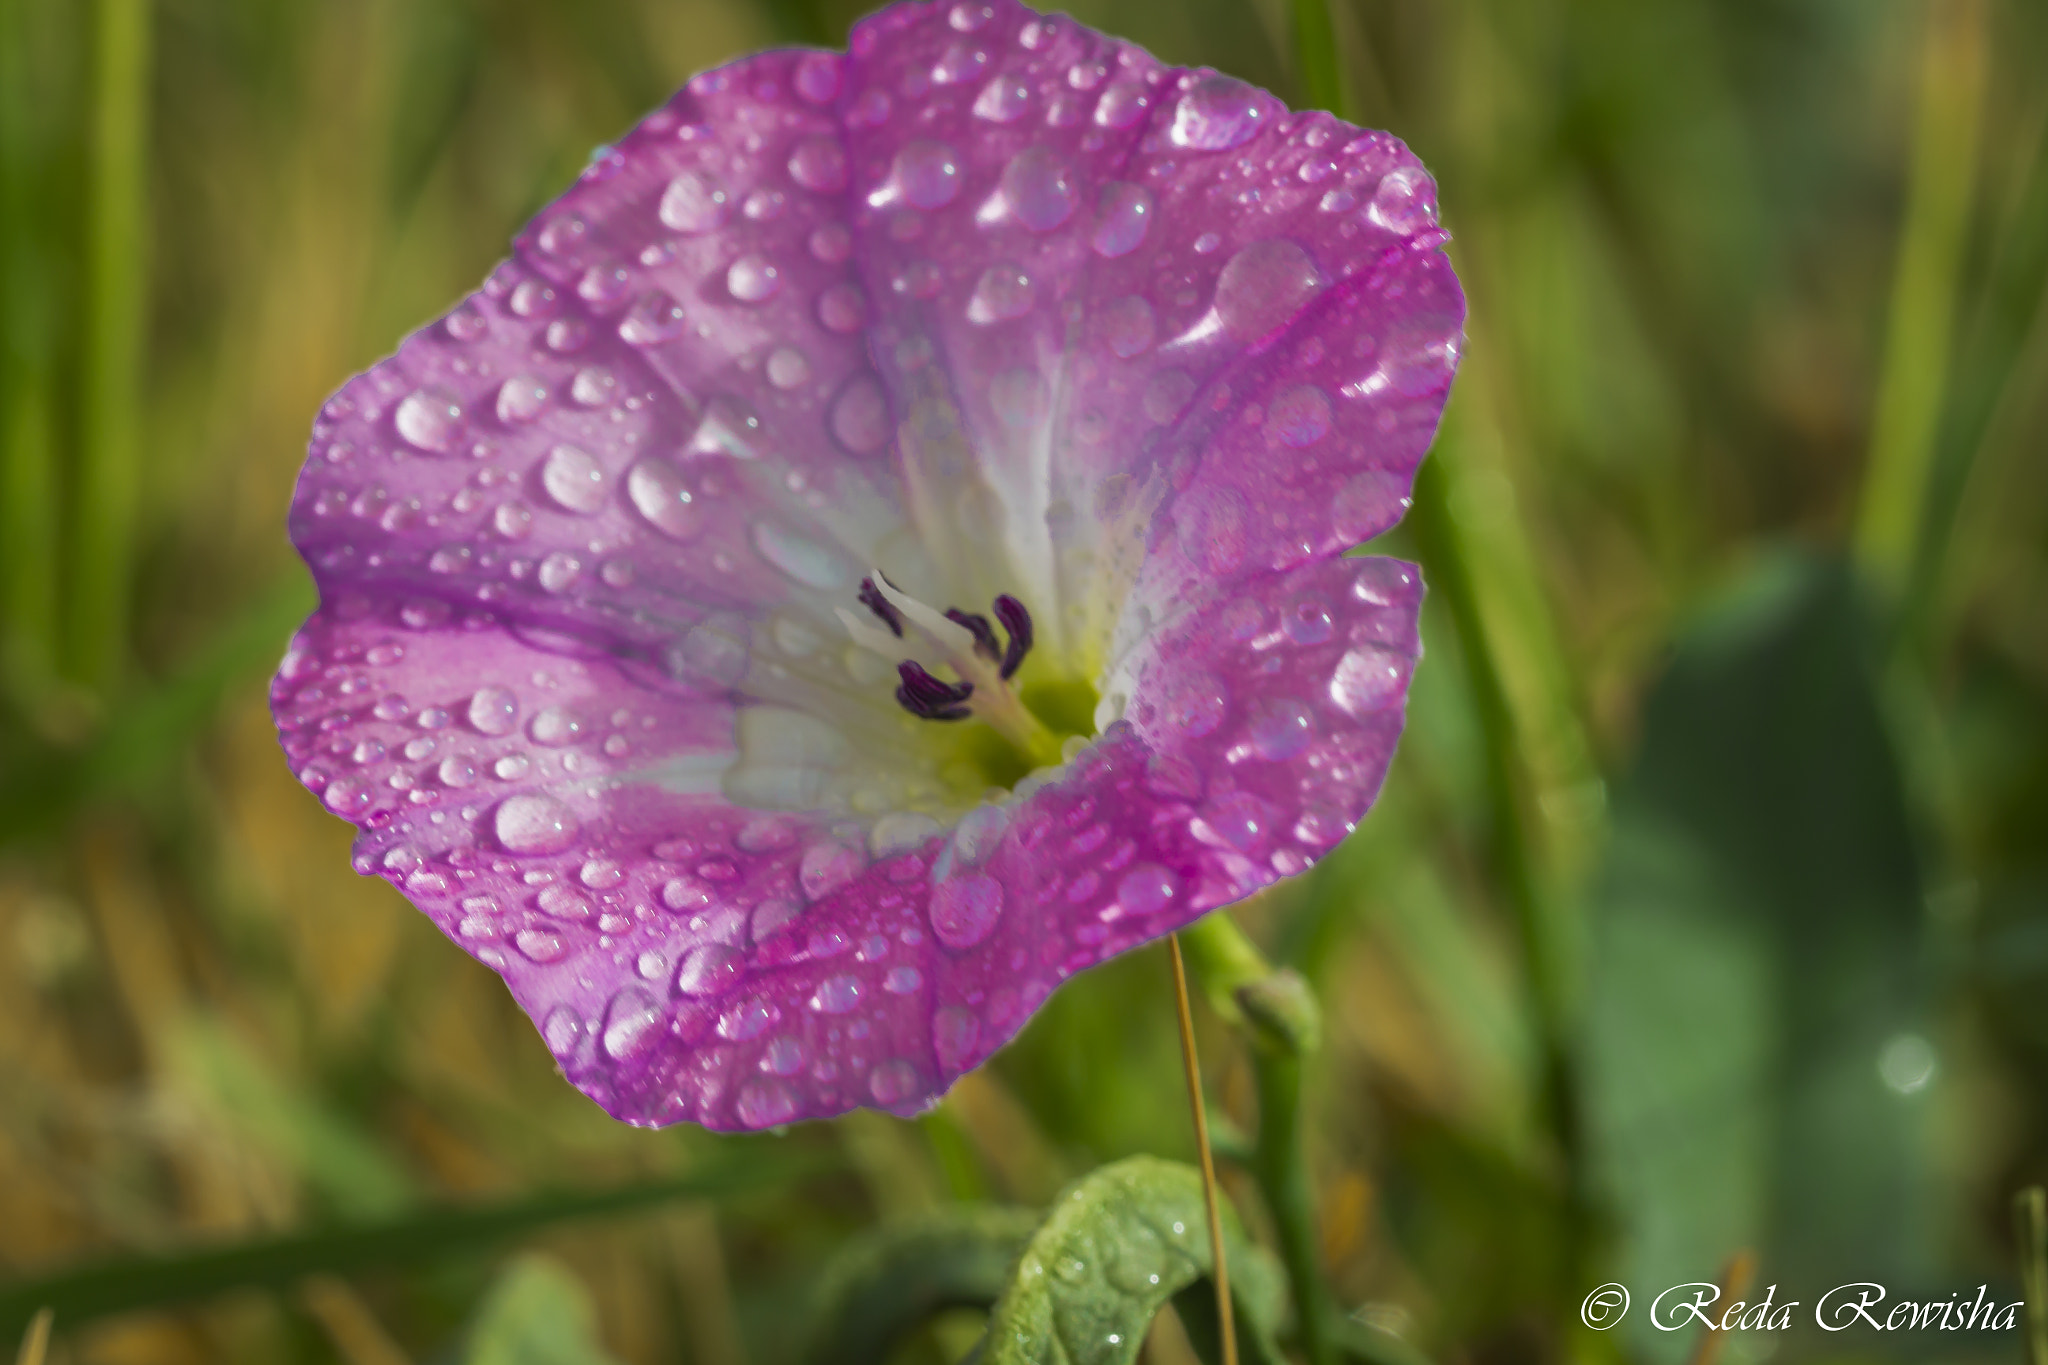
[945,608,1001,662]
[858,577,903,637]
[993,594,1033,679]
[895,660,974,721]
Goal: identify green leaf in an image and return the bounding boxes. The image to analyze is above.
[976,1156,1286,1365]
[1582,552,1934,1359]
[464,1254,622,1365]
[0,1150,826,1343]
[801,1204,1043,1365]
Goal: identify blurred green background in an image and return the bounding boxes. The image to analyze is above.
[3,0,2047,1360]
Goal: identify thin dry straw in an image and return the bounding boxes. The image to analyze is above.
[1170,931,1237,1365]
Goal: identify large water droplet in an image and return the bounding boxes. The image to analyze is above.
[1248,697,1314,759]
[869,1058,922,1107]
[1116,864,1178,917]
[929,874,1003,949]
[762,1035,807,1076]
[726,255,782,303]
[829,375,890,453]
[619,291,689,345]
[766,346,811,390]
[1001,147,1076,232]
[570,367,617,407]
[395,387,463,452]
[602,986,664,1062]
[677,942,742,996]
[529,705,583,747]
[809,974,862,1013]
[687,396,764,459]
[537,551,581,592]
[1331,468,1409,544]
[1267,383,1332,448]
[1215,239,1326,342]
[541,1004,587,1062]
[793,52,841,104]
[934,1005,978,1074]
[787,134,848,193]
[496,375,549,425]
[1367,167,1437,236]
[541,444,607,513]
[893,141,961,210]
[1158,670,1229,738]
[973,75,1029,123]
[1330,645,1412,715]
[800,837,867,899]
[627,456,704,540]
[735,1077,796,1126]
[495,793,579,854]
[660,169,731,233]
[967,264,1034,324]
[816,282,867,334]
[670,615,751,688]
[1168,74,1267,151]
[469,687,518,736]
[1090,182,1153,258]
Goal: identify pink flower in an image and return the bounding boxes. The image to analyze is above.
[272,0,1462,1130]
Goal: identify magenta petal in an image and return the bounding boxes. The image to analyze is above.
[277,0,1461,1131]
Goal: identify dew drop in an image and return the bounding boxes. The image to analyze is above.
[787,134,849,193]
[602,986,664,1062]
[1249,697,1314,759]
[929,874,1003,949]
[494,502,534,540]
[735,1077,796,1126]
[1332,468,1409,544]
[677,942,742,996]
[1100,295,1156,358]
[1159,670,1229,738]
[793,52,841,103]
[570,367,617,407]
[537,551,581,592]
[869,1058,922,1107]
[884,964,922,994]
[541,444,607,514]
[973,75,1030,123]
[496,375,548,424]
[619,291,689,345]
[816,282,867,333]
[1215,238,1327,342]
[809,222,852,263]
[726,255,782,303]
[1000,147,1076,231]
[809,974,862,1013]
[1368,167,1437,236]
[438,756,477,788]
[765,346,811,390]
[893,141,961,210]
[627,456,704,540]
[395,387,463,452]
[762,1035,807,1075]
[515,928,567,962]
[1116,864,1179,916]
[659,169,731,233]
[966,264,1034,324]
[1169,74,1267,151]
[1330,645,1412,715]
[494,793,579,854]
[1090,182,1153,258]
[541,1005,587,1061]
[1267,383,1332,447]
[529,706,583,747]
[687,396,764,459]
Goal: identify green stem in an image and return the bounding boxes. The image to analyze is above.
[1853,0,1987,592]
[1406,449,1586,1254]
[1180,912,1335,1365]
[1290,0,1345,117]
[2019,1187,2048,1365]
[0,0,58,689]
[70,0,151,693]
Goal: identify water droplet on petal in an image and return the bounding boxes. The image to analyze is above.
[541,444,607,513]
[660,169,731,233]
[1249,697,1314,759]
[929,874,1003,949]
[788,134,849,193]
[1094,82,1149,129]
[1332,468,1410,543]
[816,282,867,333]
[1330,645,1412,715]
[810,974,863,1013]
[1267,383,1332,447]
[762,1035,807,1075]
[529,705,582,746]
[1090,182,1153,257]
[1158,670,1229,738]
[627,456,704,540]
[688,396,765,459]
[495,794,579,854]
[934,1006,978,1073]
[892,141,961,210]
[765,346,811,390]
[496,375,548,424]
[1368,167,1436,235]
[933,40,987,84]
[727,255,782,303]
[1215,239,1327,342]
[570,367,617,407]
[619,291,689,345]
[677,942,742,996]
[515,928,567,962]
[974,75,1029,123]
[1001,147,1076,231]
[542,1004,587,1062]
[809,222,852,263]
[469,687,518,736]
[602,986,663,1062]
[735,1076,796,1126]
[1116,864,1179,916]
[829,375,890,453]
[793,52,841,104]
[967,265,1034,324]
[869,1058,922,1107]
[395,387,463,452]
[884,964,922,994]
[990,368,1048,430]
[494,502,533,539]
[1169,74,1267,151]
[537,551,581,592]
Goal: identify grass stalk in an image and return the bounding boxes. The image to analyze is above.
[70,0,151,693]
[1853,0,1988,591]
[1170,932,1239,1365]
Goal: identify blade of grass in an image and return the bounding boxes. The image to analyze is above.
[0,0,59,691]
[69,0,151,693]
[1854,0,1988,591]
[0,1152,829,1345]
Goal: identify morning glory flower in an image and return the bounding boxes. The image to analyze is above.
[271,0,1463,1130]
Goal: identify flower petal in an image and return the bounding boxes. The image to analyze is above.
[273,553,1418,1128]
